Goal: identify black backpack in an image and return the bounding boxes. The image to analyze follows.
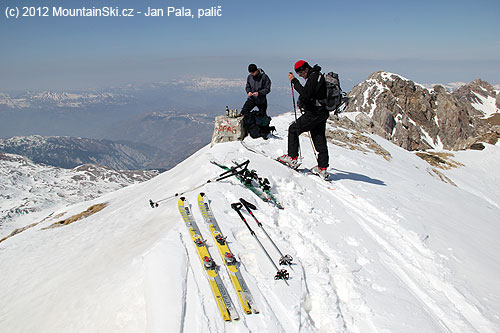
[319,72,344,112]
[243,111,275,139]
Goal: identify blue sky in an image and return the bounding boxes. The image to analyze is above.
[1,0,499,91]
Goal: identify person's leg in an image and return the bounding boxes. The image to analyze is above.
[287,121,300,158]
[287,113,315,158]
[241,99,256,115]
[256,102,268,117]
[310,118,329,168]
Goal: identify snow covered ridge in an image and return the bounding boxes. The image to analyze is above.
[0,90,131,109]
[1,112,499,332]
[183,77,246,91]
[0,152,158,231]
[343,71,499,151]
[421,81,468,92]
[124,77,245,91]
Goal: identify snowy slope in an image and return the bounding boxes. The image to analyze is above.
[0,153,158,235]
[1,112,499,332]
[470,92,499,118]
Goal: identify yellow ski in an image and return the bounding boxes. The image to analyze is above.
[178,197,239,321]
[198,192,259,314]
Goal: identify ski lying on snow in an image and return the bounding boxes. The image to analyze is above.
[210,160,284,209]
[241,140,331,182]
[178,197,239,321]
[198,193,259,314]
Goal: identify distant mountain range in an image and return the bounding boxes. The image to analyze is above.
[0,135,174,170]
[0,78,293,170]
[0,77,289,112]
[0,91,131,109]
[2,75,499,174]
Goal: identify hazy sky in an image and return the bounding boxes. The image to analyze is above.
[1,0,499,91]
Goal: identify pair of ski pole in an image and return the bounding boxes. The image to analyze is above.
[231,198,293,283]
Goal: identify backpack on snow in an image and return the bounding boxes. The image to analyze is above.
[318,72,344,112]
[243,111,275,139]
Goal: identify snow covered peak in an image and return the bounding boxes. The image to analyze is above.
[370,70,411,83]
[1,112,499,332]
[453,79,500,119]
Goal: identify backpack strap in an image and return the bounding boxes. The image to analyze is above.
[315,72,326,106]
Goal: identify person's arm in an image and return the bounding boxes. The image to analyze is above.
[292,72,319,99]
[259,74,271,96]
[246,75,252,94]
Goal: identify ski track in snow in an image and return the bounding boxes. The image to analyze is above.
[207,185,310,333]
[238,142,373,332]
[240,133,497,333]
[180,229,222,332]
[328,181,496,333]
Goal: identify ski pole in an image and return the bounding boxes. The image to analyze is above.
[307,131,319,163]
[231,203,289,283]
[291,77,298,125]
[149,160,251,207]
[215,159,250,182]
[290,75,302,159]
[239,198,293,266]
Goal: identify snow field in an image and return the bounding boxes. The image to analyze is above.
[1,112,499,332]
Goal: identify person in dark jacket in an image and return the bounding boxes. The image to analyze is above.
[241,64,271,116]
[278,60,329,179]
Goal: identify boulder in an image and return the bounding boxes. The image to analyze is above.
[211,116,246,147]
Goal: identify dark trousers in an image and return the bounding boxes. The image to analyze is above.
[241,99,267,116]
[288,110,329,168]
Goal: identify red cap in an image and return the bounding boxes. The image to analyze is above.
[294,60,306,70]
[294,60,310,73]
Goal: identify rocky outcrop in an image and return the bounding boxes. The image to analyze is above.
[341,72,497,151]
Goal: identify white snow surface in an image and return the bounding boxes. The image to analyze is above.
[0,153,158,234]
[470,92,499,118]
[1,112,499,332]
[421,82,468,92]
